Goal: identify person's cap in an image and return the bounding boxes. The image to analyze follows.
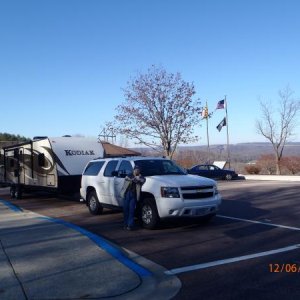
[133,166,140,170]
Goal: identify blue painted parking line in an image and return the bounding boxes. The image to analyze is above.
[0,198,152,278]
[0,199,23,212]
[38,216,152,278]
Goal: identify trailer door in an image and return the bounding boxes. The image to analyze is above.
[17,148,26,185]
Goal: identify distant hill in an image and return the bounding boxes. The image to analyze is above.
[210,142,300,156]
[133,142,300,162]
[0,132,29,142]
[182,142,300,160]
[0,132,30,149]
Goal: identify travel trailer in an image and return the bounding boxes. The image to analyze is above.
[0,136,104,198]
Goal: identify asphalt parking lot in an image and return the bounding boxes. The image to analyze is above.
[1,180,300,300]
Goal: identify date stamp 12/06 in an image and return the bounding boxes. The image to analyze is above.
[269,264,300,273]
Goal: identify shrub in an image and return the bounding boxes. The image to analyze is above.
[280,156,300,175]
[256,154,276,174]
[244,165,261,174]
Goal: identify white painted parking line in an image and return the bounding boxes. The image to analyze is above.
[165,244,300,275]
[217,215,300,231]
[165,215,300,276]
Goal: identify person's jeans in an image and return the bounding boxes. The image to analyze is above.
[123,190,137,228]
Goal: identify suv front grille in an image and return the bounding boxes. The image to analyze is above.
[181,186,213,191]
[181,186,214,200]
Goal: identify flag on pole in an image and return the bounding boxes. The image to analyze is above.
[216,117,226,132]
[216,99,225,109]
[201,106,208,119]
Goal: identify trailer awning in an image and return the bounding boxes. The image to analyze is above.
[101,141,141,157]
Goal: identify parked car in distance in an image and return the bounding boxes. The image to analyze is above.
[187,164,238,180]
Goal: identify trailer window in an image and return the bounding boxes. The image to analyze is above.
[19,150,23,162]
[38,153,45,167]
[10,158,14,168]
[14,149,19,158]
[83,161,105,176]
[104,160,119,177]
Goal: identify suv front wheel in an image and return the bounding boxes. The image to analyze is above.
[87,191,103,215]
[140,198,159,229]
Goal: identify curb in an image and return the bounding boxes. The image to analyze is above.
[0,198,181,299]
[242,175,300,182]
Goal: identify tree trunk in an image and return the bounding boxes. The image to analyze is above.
[165,141,172,159]
[275,156,281,175]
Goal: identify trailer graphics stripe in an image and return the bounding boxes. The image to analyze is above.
[42,146,70,175]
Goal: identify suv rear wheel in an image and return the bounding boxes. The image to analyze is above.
[87,191,103,215]
[140,198,159,229]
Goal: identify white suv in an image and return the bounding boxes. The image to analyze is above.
[80,156,222,229]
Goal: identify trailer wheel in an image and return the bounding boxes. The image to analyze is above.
[10,186,16,198]
[87,191,103,215]
[15,187,23,199]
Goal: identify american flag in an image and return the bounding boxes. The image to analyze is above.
[216,99,225,109]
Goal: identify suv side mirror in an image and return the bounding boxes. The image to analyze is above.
[118,171,127,178]
[111,171,118,177]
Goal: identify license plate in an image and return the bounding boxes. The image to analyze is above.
[194,208,209,215]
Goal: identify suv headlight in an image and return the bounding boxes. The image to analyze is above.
[161,187,180,198]
[214,185,219,195]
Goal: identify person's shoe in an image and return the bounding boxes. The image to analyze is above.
[123,225,128,230]
[126,226,134,231]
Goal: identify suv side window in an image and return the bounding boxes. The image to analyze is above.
[83,161,105,176]
[118,160,133,176]
[103,160,119,177]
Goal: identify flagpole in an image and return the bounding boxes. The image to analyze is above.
[206,101,210,163]
[225,95,231,168]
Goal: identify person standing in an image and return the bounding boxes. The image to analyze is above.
[121,166,145,230]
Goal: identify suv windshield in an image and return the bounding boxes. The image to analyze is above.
[134,159,185,176]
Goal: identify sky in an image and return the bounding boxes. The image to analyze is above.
[1,0,300,146]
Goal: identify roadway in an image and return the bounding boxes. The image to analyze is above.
[1,180,300,300]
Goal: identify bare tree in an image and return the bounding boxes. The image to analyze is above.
[256,87,300,174]
[115,65,201,158]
